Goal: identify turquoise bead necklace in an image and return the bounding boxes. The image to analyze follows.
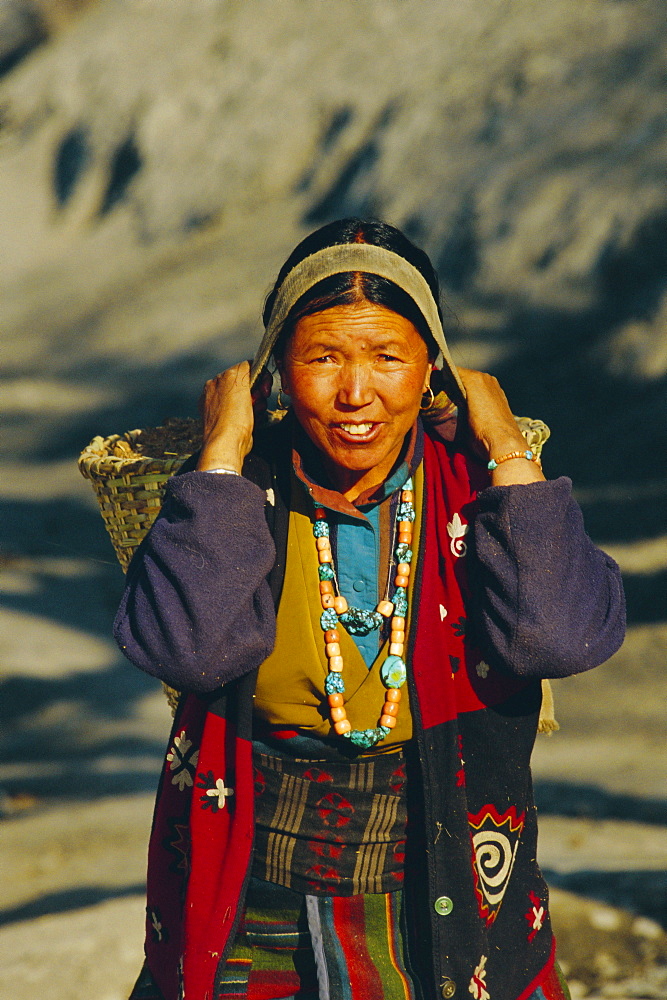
[313,479,415,749]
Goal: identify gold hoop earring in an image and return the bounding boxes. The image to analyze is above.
[277,388,290,411]
[420,385,435,412]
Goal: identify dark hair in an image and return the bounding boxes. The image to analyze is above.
[263,219,442,361]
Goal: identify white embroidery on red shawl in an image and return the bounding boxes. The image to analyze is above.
[207,777,234,810]
[196,769,235,811]
[447,512,468,557]
[166,730,199,790]
[148,907,165,943]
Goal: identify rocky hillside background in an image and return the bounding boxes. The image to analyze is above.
[1,1,666,998]
[2,0,666,610]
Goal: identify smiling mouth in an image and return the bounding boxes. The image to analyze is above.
[338,422,374,436]
[332,422,382,442]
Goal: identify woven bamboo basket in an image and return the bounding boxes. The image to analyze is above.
[78,417,202,573]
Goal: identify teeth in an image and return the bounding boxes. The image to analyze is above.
[339,423,373,436]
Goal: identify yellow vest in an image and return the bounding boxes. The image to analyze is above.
[253,465,423,749]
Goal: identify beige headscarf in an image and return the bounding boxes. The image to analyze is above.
[250,243,466,398]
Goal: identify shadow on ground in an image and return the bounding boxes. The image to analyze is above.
[544,867,667,930]
[0,884,145,928]
[536,781,667,928]
[535,780,667,827]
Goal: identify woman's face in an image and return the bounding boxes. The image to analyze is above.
[279,301,431,499]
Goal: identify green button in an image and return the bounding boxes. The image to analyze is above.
[434,895,454,916]
[441,978,457,998]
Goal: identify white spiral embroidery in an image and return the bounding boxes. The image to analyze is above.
[447,512,468,558]
[472,830,519,906]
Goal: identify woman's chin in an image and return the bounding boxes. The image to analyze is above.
[322,440,402,486]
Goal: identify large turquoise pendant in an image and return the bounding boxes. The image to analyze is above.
[381,654,407,688]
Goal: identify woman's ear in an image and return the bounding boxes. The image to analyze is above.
[276,361,289,395]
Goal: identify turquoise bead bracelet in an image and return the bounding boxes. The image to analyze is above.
[487,449,535,471]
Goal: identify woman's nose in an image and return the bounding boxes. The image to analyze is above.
[337,364,374,407]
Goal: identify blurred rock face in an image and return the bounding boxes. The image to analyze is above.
[1,0,665,499]
[0,0,46,76]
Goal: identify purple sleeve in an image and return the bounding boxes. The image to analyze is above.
[471,476,626,678]
[113,471,277,692]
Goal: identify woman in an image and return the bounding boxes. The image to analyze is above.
[115,219,625,1000]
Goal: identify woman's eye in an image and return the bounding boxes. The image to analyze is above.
[378,353,400,362]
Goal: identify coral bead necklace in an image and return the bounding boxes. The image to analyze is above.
[314,478,415,750]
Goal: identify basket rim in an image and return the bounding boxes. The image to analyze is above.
[78,429,193,482]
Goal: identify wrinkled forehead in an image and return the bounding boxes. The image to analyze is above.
[285,302,431,358]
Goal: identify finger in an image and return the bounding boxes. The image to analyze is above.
[203,361,251,396]
[225,360,251,390]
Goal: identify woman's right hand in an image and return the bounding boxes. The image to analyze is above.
[196,362,272,473]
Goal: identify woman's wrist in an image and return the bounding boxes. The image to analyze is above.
[196,444,246,475]
[483,428,529,456]
[487,448,537,471]
[489,455,546,486]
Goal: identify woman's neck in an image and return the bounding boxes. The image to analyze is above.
[321,443,406,503]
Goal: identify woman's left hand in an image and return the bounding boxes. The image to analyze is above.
[457,368,545,485]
